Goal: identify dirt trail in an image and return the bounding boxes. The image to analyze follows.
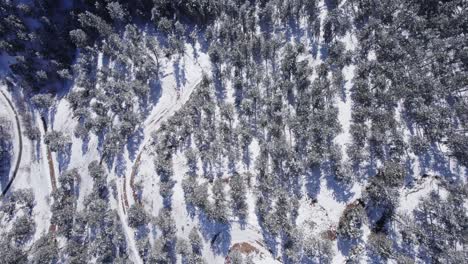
[122,183,129,211]
[41,118,58,235]
[41,117,58,192]
[122,80,203,211]
[118,74,204,264]
[122,150,142,213]
[0,89,58,236]
[46,148,57,191]
[130,151,143,204]
[0,90,23,197]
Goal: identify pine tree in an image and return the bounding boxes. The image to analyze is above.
[211,178,229,223]
[127,204,148,228]
[228,249,244,264]
[229,173,248,220]
[188,226,203,255]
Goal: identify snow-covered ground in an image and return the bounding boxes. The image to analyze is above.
[0,87,18,185]
[1,2,466,263]
[1,85,53,241]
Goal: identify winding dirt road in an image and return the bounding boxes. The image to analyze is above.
[117,78,203,264]
[40,117,58,235]
[122,78,203,211]
[41,117,58,192]
[0,90,23,197]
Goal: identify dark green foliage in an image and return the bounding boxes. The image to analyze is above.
[447,133,468,167]
[1,1,466,262]
[10,215,35,245]
[304,234,334,264]
[0,0,75,92]
[69,29,88,48]
[410,186,468,263]
[348,0,468,167]
[127,204,148,228]
[30,234,58,264]
[381,162,405,188]
[229,173,248,220]
[210,178,229,223]
[338,202,366,239]
[0,236,27,264]
[44,131,71,152]
[51,169,79,237]
[367,232,393,260]
[188,226,203,255]
[0,189,35,219]
[152,208,177,263]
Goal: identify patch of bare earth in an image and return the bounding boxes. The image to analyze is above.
[225,242,260,263]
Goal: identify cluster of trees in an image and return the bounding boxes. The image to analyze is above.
[227,249,255,264]
[30,162,129,263]
[303,234,334,264]
[347,0,468,168]
[44,131,71,152]
[50,169,79,237]
[400,183,467,263]
[0,189,36,264]
[337,201,366,240]
[136,5,349,261]
[0,0,75,93]
[67,27,156,161]
[2,0,466,262]
[83,161,129,263]
[138,1,355,261]
[358,179,468,263]
[0,0,215,95]
[363,162,405,233]
[0,189,35,220]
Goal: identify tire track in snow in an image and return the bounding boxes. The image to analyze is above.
[117,50,208,263]
[0,90,23,197]
[123,78,203,210]
[129,151,142,205]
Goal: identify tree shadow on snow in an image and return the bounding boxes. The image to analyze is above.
[48,105,57,131]
[195,28,210,54]
[325,175,354,203]
[34,137,41,162]
[417,143,455,180]
[258,220,279,258]
[210,66,225,102]
[401,112,461,181]
[80,133,90,155]
[337,236,361,257]
[242,145,252,170]
[140,78,162,120]
[126,127,144,161]
[305,167,321,200]
[322,162,354,203]
[0,141,12,190]
[198,213,231,256]
[284,18,305,44]
[319,44,329,61]
[135,224,150,242]
[173,58,187,90]
[340,76,349,102]
[57,143,72,173]
[114,153,127,178]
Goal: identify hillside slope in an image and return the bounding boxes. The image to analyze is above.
[0,0,467,263]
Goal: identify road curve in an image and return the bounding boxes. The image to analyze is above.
[123,78,203,210]
[0,90,23,197]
